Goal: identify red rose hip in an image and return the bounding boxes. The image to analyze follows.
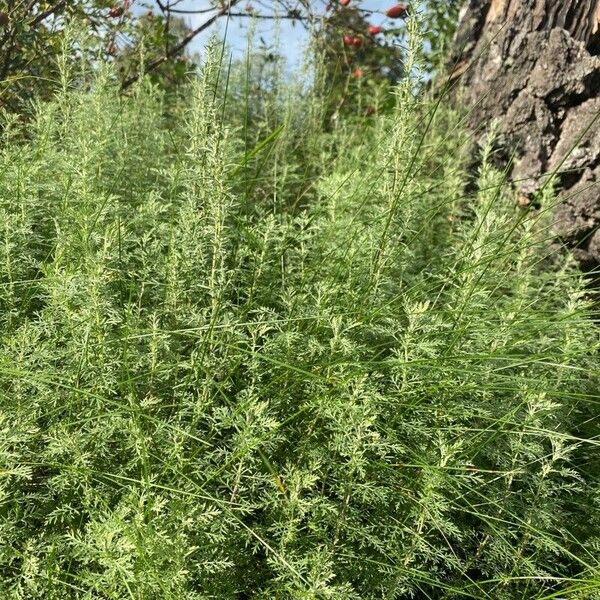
[368,25,384,35]
[385,4,407,19]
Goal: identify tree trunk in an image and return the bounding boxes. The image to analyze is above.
[448,0,600,269]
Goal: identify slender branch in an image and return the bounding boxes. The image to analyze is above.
[226,11,308,20]
[155,2,218,15]
[121,0,243,90]
[154,2,311,20]
[30,0,67,27]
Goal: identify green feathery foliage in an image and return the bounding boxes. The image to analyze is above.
[0,25,599,600]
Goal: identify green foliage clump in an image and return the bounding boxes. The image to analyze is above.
[0,33,599,600]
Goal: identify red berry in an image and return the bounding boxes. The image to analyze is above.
[343,35,354,46]
[108,6,124,18]
[365,105,376,116]
[340,0,351,5]
[385,4,407,19]
[352,36,363,47]
[368,25,383,35]
[0,11,8,27]
[352,67,364,78]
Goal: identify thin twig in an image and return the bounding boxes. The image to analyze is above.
[121,0,243,90]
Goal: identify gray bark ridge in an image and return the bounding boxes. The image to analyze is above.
[449,0,600,268]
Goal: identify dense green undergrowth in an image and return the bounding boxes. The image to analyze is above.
[1,37,599,600]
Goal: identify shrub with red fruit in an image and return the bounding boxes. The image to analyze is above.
[108,5,124,18]
[318,0,404,122]
[368,25,384,35]
[385,4,407,19]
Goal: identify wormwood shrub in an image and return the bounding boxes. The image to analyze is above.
[0,39,599,600]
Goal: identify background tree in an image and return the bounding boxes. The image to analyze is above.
[0,0,98,113]
[447,0,600,270]
[0,0,201,114]
[0,1,462,118]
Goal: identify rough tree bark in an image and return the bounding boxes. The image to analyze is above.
[448,0,600,269]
